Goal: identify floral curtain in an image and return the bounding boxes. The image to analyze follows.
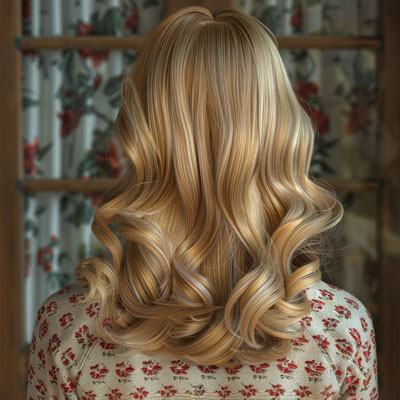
[22,0,378,344]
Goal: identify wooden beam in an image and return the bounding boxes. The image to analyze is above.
[0,1,26,399]
[17,35,382,51]
[19,178,114,193]
[17,35,145,50]
[18,178,382,194]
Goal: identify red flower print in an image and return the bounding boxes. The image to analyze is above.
[304,360,326,379]
[48,333,61,355]
[267,383,285,397]
[322,318,340,331]
[225,363,243,375]
[37,349,45,370]
[349,327,362,348]
[299,316,312,326]
[320,384,336,399]
[56,285,71,295]
[90,363,110,380]
[354,353,363,370]
[360,317,368,332]
[36,305,45,322]
[240,383,258,397]
[46,301,58,316]
[276,357,298,375]
[82,390,97,400]
[115,361,135,378]
[61,377,76,394]
[312,335,330,350]
[28,364,35,381]
[49,366,60,384]
[30,334,36,354]
[318,289,334,300]
[198,365,219,374]
[75,324,97,348]
[59,312,74,328]
[86,302,100,318]
[39,319,49,339]
[158,385,178,397]
[292,333,309,349]
[295,385,312,397]
[371,328,376,345]
[142,359,162,376]
[343,368,360,396]
[363,372,372,389]
[61,347,76,367]
[310,299,326,311]
[332,365,343,381]
[69,293,87,304]
[99,339,118,350]
[363,342,372,362]
[327,283,341,291]
[129,386,149,399]
[216,386,232,398]
[345,297,360,309]
[334,305,351,319]
[170,360,190,376]
[57,108,85,137]
[335,338,354,358]
[249,362,270,375]
[106,388,123,399]
[94,142,122,178]
[35,378,47,396]
[24,137,40,177]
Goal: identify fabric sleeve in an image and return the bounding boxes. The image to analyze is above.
[339,302,379,399]
[26,289,79,400]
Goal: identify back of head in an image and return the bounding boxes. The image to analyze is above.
[75,6,344,368]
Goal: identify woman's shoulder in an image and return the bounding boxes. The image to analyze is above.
[301,279,378,390]
[32,281,102,359]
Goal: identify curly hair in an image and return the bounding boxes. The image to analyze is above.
[74,6,344,368]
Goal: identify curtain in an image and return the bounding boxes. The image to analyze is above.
[22,0,378,344]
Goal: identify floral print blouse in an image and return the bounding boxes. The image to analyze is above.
[26,279,378,399]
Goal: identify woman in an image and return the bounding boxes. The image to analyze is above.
[26,6,378,399]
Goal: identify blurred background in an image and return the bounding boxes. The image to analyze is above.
[0,0,399,398]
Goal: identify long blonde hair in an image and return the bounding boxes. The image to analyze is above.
[74,6,344,368]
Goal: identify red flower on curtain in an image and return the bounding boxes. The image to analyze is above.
[294,79,319,102]
[310,107,330,135]
[57,108,85,137]
[291,6,301,29]
[24,137,40,177]
[76,20,110,69]
[341,104,372,135]
[124,8,138,32]
[94,142,122,178]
